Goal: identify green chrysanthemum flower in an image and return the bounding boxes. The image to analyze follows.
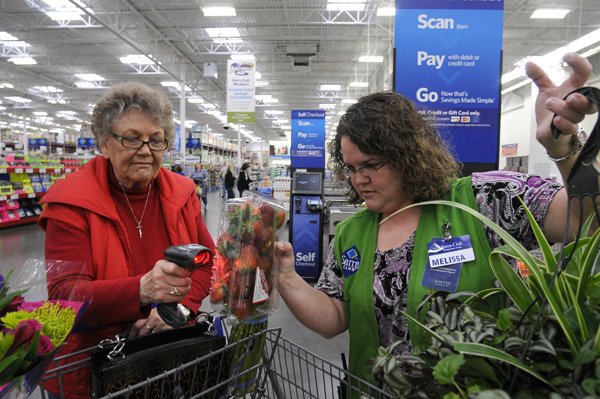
[1,310,35,329]
[0,332,14,360]
[33,302,76,346]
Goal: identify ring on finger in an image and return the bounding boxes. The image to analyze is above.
[169,286,182,296]
[145,324,152,330]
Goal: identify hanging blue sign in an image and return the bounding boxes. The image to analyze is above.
[291,110,326,169]
[86,138,96,148]
[394,0,503,165]
[190,138,201,149]
[77,138,87,148]
[37,138,48,147]
[28,138,38,148]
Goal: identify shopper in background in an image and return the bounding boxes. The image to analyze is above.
[191,163,210,209]
[172,164,184,175]
[274,52,597,389]
[219,163,229,198]
[224,163,236,199]
[38,82,214,399]
[237,161,253,197]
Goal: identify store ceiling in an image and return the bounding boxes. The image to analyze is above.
[0,0,599,146]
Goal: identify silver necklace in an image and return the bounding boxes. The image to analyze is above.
[118,182,152,239]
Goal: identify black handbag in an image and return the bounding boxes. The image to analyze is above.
[90,323,228,398]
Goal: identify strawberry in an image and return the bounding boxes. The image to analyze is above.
[210,282,226,303]
[274,210,286,229]
[234,245,259,271]
[259,203,275,227]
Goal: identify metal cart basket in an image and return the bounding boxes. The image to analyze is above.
[40,328,392,399]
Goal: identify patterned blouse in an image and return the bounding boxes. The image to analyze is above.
[315,171,562,355]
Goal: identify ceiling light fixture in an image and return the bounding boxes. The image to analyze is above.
[530,9,570,19]
[75,73,104,81]
[231,53,255,61]
[0,31,18,41]
[75,81,97,89]
[377,6,396,16]
[5,96,32,103]
[188,98,204,104]
[8,57,37,65]
[206,27,240,38]
[119,54,155,65]
[359,55,384,63]
[202,7,236,17]
[320,84,341,91]
[319,103,336,109]
[349,81,368,88]
[46,11,84,21]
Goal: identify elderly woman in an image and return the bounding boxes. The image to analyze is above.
[275,52,596,392]
[38,82,214,398]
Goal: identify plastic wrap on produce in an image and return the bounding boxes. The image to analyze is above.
[210,193,287,323]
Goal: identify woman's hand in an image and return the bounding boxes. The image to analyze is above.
[525,52,595,156]
[129,307,172,338]
[139,259,192,306]
[274,242,296,282]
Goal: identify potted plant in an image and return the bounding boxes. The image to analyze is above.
[371,199,600,399]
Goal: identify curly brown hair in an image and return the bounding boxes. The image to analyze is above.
[91,82,175,147]
[328,91,460,204]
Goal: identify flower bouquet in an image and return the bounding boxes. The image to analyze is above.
[210,193,287,396]
[0,261,89,398]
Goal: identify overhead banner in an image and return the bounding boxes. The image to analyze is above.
[394,0,503,165]
[291,110,326,169]
[226,59,256,124]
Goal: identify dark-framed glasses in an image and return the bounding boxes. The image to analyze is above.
[341,161,388,178]
[111,133,168,151]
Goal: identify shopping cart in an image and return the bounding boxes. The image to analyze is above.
[39,328,392,399]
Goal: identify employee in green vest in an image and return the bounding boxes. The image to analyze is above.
[275,52,597,394]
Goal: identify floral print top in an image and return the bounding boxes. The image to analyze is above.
[315,171,561,354]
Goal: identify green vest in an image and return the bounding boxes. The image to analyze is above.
[333,177,496,388]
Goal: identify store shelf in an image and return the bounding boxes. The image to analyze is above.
[0,166,78,174]
[0,215,39,229]
[0,192,45,201]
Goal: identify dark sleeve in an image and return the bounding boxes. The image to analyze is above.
[181,213,215,315]
[45,219,151,326]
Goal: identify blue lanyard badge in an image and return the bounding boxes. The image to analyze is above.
[421,235,475,292]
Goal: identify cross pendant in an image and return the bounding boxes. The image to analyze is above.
[137,224,143,239]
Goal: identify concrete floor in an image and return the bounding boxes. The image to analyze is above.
[0,189,349,398]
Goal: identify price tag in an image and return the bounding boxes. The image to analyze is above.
[0,169,6,174]
[15,168,23,173]
[26,168,33,173]
[53,168,60,173]
[39,168,46,173]
[66,168,72,173]
[28,193,35,198]
[0,196,6,201]
[10,195,18,200]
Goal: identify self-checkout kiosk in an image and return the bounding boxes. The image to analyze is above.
[289,109,326,281]
[289,170,323,282]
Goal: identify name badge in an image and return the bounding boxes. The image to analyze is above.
[427,235,475,269]
[421,235,475,292]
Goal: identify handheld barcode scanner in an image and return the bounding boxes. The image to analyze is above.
[157,244,213,328]
[164,244,213,270]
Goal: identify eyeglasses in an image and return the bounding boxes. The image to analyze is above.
[111,133,169,151]
[341,161,388,178]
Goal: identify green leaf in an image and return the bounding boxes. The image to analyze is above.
[453,342,553,387]
[488,253,539,320]
[461,357,500,384]
[442,393,461,399]
[433,354,465,385]
[473,390,512,399]
[496,309,511,332]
